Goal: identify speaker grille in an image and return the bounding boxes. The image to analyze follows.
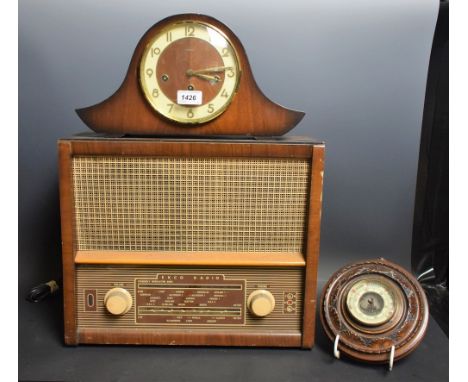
[72,156,310,252]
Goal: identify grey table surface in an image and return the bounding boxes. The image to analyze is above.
[19,280,448,382]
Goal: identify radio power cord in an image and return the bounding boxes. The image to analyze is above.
[26,280,60,303]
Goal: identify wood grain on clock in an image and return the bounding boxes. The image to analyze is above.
[75,14,305,136]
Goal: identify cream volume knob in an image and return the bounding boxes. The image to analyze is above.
[104,288,133,315]
[247,290,275,317]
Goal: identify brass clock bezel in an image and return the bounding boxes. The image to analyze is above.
[138,19,242,125]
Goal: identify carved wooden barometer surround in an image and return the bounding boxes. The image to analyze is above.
[320,259,429,365]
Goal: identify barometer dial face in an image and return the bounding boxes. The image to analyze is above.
[139,20,241,124]
[320,259,429,364]
[345,277,396,326]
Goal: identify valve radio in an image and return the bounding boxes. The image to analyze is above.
[58,136,324,347]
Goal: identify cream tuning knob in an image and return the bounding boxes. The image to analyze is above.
[247,290,275,317]
[104,288,133,315]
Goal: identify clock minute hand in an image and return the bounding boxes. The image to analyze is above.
[186,71,221,82]
[187,66,232,75]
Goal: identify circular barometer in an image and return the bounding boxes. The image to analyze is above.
[320,259,429,367]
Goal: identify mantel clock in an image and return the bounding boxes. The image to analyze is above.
[76,14,305,136]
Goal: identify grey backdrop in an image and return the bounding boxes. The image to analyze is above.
[19,0,438,289]
[19,1,444,381]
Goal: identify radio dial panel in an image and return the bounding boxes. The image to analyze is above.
[76,266,304,333]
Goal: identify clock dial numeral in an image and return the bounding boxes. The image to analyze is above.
[150,47,160,57]
[221,89,229,98]
[167,103,174,113]
[226,68,235,78]
[152,88,159,97]
[187,109,194,118]
[221,48,229,57]
[166,32,172,42]
[207,104,215,113]
[146,68,154,77]
[185,25,195,37]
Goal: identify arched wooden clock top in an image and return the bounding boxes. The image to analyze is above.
[76,14,305,136]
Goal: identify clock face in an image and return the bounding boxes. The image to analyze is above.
[139,20,241,124]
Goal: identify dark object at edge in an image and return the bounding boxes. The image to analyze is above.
[412,1,448,337]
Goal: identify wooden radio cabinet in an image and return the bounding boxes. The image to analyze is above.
[58,135,324,347]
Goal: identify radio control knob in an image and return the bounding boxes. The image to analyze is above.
[104,288,133,315]
[247,290,275,317]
